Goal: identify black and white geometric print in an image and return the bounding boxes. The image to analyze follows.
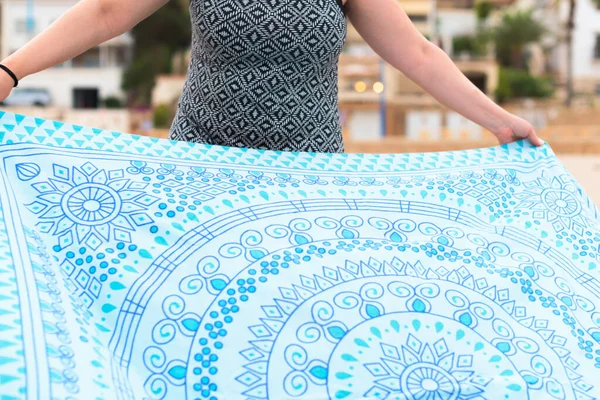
[169,0,348,153]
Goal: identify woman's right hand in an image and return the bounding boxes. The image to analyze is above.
[0,73,13,104]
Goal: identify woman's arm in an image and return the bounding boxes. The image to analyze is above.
[0,0,169,99]
[346,0,543,146]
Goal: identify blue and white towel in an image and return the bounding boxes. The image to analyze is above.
[0,110,599,400]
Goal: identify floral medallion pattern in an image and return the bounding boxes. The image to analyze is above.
[25,161,157,249]
[515,171,591,235]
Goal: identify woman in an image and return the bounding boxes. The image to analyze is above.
[0,0,543,153]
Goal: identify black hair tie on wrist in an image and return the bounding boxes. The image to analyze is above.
[0,64,19,88]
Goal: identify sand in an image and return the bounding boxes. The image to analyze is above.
[560,156,600,207]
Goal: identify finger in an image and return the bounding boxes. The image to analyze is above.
[527,131,544,147]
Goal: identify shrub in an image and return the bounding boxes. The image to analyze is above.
[452,35,487,57]
[102,96,122,109]
[153,104,172,129]
[495,68,554,103]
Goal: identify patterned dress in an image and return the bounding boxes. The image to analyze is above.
[169,0,348,153]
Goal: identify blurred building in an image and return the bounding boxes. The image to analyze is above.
[566,0,600,95]
[0,0,133,108]
[518,0,600,97]
[0,2,3,57]
[147,0,600,146]
[338,0,504,141]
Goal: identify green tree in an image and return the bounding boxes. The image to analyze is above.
[452,35,488,57]
[493,10,546,69]
[475,1,493,22]
[153,104,172,128]
[122,1,191,106]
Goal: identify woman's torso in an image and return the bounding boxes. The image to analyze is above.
[169,0,347,153]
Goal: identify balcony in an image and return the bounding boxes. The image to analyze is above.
[53,45,132,70]
[437,0,516,8]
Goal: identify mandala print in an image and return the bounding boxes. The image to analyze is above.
[24,162,157,250]
[366,334,487,399]
[515,170,590,235]
[1,110,600,400]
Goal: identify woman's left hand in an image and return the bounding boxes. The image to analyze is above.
[492,115,544,147]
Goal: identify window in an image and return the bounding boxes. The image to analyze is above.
[15,19,27,33]
[52,61,68,69]
[465,72,488,93]
[442,0,474,8]
[113,46,130,67]
[73,88,99,109]
[72,47,101,68]
[15,18,36,34]
[408,14,428,23]
[535,0,552,9]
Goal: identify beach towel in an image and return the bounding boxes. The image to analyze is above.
[0,110,599,400]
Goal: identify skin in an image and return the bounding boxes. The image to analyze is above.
[0,0,543,147]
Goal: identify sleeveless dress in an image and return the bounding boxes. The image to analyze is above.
[169,0,347,153]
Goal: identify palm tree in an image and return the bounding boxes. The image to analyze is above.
[565,0,575,107]
[494,10,546,69]
[564,0,600,106]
